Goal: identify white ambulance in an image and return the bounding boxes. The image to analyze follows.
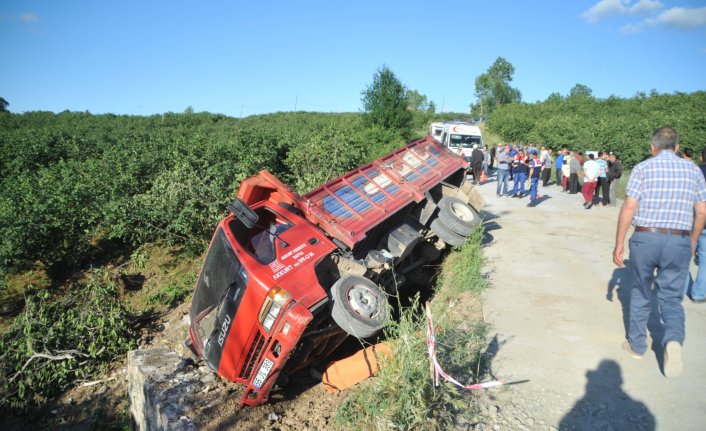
[428,122,445,143]
[439,123,484,160]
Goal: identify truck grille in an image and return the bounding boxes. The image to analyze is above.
[239,331,267,379]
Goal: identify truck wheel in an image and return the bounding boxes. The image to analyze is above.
[437,197,480,236]
[330,275,389,339]
[430,218,467,247]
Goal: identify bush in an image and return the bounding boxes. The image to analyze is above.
[0,269,137,412]
[1,111,407,285]
[488,91,706,169]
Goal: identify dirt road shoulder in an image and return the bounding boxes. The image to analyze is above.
[475,177,706,430]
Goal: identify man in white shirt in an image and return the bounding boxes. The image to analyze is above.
[582,154,600,209]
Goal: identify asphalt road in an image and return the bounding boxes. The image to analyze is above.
[477,173,706,430]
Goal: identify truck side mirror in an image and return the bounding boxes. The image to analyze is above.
[227,199,259,229]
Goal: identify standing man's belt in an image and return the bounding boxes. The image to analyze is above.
[635,226,689,236]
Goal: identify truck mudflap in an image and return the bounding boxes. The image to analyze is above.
[239,302,314,407]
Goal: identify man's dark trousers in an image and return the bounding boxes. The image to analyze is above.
[569,173,579,194]
[595,177,609,204]
[472,165,482,184]
[601,177,610,205]
[627,231,691,354]
[595,177,604,199]
[542,168,551,186]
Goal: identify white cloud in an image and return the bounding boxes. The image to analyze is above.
[19,12,39,23]
[584,0,629,23]
[620,22,646,34]
[583,0,663,23]
[628,0,664,14]
[654,6,706,28]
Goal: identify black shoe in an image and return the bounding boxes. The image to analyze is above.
[527,202,537,207]
[586,203,593,210]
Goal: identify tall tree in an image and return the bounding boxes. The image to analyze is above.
[405,89,429,112]
[472,57,522,116]
[0,97,8,113]
[569,83,594,99]
[361,66,412,136]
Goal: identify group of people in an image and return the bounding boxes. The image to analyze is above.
[556,149,623,209]
[491,143,624,209]
[494,144,545,207]
[477,129,706,379]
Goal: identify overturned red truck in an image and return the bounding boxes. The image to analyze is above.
[186,135,483,407]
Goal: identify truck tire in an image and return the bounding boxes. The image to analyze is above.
[437,197,480,236]
[430,218,467,247]
[330,275,389,339]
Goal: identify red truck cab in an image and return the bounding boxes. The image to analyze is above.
[188,136,483,406]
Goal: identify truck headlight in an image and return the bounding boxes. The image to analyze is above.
[258,287,290,332]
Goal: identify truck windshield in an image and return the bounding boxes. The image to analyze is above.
[190,228,248,368]
[449,134,482,148]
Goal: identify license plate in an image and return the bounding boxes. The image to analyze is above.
[252,358,274,389]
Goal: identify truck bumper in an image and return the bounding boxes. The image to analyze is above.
[239,302,313,407]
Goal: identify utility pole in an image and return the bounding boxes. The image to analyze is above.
[240,104,244,118]
[294,95,298,112]
[441,95,445,114]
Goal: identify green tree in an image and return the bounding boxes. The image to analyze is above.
[472,57,522,116]
[569,83,594,99]
[0,97,8,113]
[405,89,429,112]
[361,66,413,137]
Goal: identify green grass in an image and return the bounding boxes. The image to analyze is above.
[335,228,488,430]
[146,272,196,307]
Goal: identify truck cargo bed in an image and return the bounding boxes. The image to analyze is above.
[302,136,468,249]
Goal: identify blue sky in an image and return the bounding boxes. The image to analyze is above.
[1,0,705,117]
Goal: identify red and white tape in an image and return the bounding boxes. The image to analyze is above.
[425,302,503,390]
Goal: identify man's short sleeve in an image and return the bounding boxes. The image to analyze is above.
[695,168,706,203]
[626,163,642,200]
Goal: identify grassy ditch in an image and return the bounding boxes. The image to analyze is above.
[336,228,489,430]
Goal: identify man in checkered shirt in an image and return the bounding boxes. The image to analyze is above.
[613,127,706,378]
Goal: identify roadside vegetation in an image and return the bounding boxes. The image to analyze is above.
[0,269,137,412]
[336,228,488,430]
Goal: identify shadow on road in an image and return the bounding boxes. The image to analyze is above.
[480,211,505,246]
[607,261,633,338]
[534,194,552,205]
[559,360,655,431]
[483,334,530,390]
